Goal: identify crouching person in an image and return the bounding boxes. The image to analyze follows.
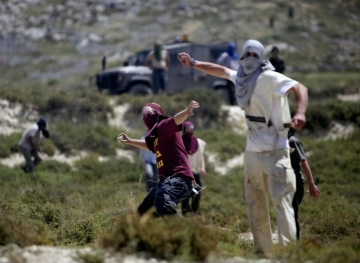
[18,117,50,173]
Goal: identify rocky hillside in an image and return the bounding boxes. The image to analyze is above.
[1,0,360,76]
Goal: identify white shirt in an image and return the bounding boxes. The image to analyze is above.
[148,50,169,69]
[18,124,41,150]
[230,70,298,152]
[187,138,206,174]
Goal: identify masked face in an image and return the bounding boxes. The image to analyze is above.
[240,56,261,75]
[183,125,194,137]
[142,109,159,129]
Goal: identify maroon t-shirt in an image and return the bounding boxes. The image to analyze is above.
[148,117,194,181]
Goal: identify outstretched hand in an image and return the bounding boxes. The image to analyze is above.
[186,101,200,116]
[117,132,131,144]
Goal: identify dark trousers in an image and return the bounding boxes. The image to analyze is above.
[181,173,201,215]
[138,176,192,217]
[145,162,158,192]
[19,146,41,173]
[226,80,236,105]
[152,69,167,94]
[292,173,305,240]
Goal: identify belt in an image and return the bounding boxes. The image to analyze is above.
[245,115,291,128]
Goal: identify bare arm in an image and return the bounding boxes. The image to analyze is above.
[173,101,200,125]
[201,155,206,175]
[178,52,235,80]
[26,135,40,152]
[287,83,308,130]
[300,159,320,198]
[117,133,149,150]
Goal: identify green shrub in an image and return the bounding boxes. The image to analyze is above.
[100,214,220,261]
[40,90,113,123]
[292,100,360,132]
[35,160,72,174]
[0,133,21,158]
[60,217,97,246]
[40,138,57,156]
[50,123,118,155]
[275,237,360,263]
[308,203,360,240]
[74,155,141,183]
[28,203,62,227]
[0,212,50,247]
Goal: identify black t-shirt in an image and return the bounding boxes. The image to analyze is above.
[270,57,285,73]
[289,136,306,181]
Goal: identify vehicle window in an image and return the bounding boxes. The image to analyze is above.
[135,50,150,66]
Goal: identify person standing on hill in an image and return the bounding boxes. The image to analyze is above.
[118,101,199,217]
[269,46,285,74]
[216,42,240,105]
[178,39,308,257]
[145,41,171,94]
[18,117,50,173]
[288,128,320,240]
[181,121,206,215]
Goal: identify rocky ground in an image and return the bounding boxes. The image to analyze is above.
[1,0,360,72]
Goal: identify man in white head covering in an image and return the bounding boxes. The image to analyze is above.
[178,39,308,257]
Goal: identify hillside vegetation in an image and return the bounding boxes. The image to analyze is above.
[0,0,360,262]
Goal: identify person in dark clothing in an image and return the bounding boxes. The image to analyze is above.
[118,101,199,217]
[269,46,285,73]
[288,128,320,239]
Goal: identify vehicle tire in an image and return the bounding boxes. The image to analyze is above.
[129,84,153,96]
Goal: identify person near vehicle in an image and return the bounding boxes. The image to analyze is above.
[178,39,308,257]
[18,117,50,173]
[144,41,171,94]
[269,46,285,74]
[216,42,240,105]
[118,101,199,217]
[288,128,320,240]
[139,129,158,192]
[181,121,206,215]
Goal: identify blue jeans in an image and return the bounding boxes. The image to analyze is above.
[138,176,192,216]
[152,69,167,94]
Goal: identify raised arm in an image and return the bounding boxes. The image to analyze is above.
[178,52,235,80]
[173,101,200,125]
[287,83,308,130]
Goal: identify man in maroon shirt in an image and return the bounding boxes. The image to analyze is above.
[118,101,199,217]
